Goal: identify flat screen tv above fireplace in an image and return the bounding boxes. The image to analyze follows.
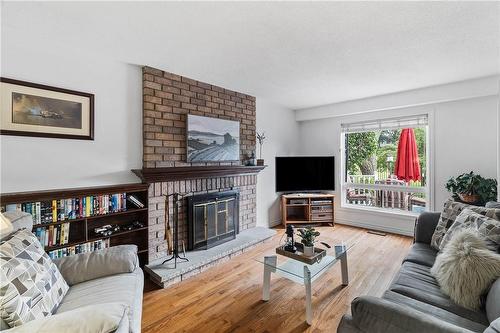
[275,156,335,192]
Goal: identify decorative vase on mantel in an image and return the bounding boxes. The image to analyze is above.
[250,152,256,166]
[256,132,266,167]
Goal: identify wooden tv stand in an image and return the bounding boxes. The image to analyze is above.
[281,193,335,226]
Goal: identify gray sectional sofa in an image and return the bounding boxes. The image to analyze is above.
[0,211,144,333]
[337,211,500,333]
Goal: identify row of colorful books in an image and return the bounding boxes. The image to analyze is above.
[47,239,109,259]
[4,193,131,225]
[34,223,70,247]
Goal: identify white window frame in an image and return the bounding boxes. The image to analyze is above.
[340,113,434,216]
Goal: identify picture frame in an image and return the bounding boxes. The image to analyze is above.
[0,78,94,140]
[187,114,240,162]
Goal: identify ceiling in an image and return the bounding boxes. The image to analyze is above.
[2,1,499,110]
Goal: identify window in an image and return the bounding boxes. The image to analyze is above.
[341,114,429,214]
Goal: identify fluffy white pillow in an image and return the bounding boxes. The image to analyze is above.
[431,229,500,310]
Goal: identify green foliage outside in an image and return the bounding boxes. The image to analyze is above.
[347,128,426,185]
[376,145,397,171]
[346,132,377,175]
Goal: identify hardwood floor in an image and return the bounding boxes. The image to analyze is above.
[142,224,412,333]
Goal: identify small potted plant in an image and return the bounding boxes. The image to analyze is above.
[256,132,266,166]
[446,171,498,205]
[298,227,320,256]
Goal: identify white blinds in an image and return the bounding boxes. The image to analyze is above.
[341,114,428,133]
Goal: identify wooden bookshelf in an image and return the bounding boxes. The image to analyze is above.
[281,193,335,226]
[0,183,150,267]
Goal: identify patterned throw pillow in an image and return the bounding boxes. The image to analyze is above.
[439,209,500,251]
[0,229,69,327]
[430,199,500,250]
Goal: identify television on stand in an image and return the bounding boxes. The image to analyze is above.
[275,156,335,193]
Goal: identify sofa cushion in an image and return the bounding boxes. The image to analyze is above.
[382,291,487,332]
[0,229,69,327]
[55,267,143,333]
[430,199,500,250]
[484,318,500,333]
[403,242,438,267]
[486,202,500,209]
[53,245,139,286]
[2,302,128,333]
[487,279,500,322]
[0,212,33,241]
[439,209,500,252]
[388,261,489,325]
[431,199,500,250]
[414,212,441,244]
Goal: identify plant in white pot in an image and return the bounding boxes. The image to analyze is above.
[298,227,320,257]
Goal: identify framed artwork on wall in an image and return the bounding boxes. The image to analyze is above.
[0,78,94,140]
[187,114,240,162]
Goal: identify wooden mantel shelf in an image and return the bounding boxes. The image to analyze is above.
[132,165,267,183]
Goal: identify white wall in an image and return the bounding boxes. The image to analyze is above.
[498,80,500,201]
[0,29,143,193]
[256,99,298,227]
[297,80,499,236]
[434,96,498,207]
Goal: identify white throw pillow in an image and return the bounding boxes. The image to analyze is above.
[0,229,69,327]
[1,303,128,333]
[431,229,500,310]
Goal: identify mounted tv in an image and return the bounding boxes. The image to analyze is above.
[275,156,335,192]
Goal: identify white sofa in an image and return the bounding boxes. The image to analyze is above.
[0,211,144,333]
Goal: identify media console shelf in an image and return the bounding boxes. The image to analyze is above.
[281,193,335,226]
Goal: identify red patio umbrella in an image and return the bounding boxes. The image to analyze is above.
[394,128,421,182]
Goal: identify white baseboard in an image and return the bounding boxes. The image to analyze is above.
[335,217,414,237]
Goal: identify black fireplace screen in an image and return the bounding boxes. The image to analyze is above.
[187,190,239,250]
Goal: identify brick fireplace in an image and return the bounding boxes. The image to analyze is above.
[138,66,261,263]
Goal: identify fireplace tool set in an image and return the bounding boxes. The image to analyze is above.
[162,192,192,268]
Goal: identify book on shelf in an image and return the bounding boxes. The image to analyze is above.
[47,239,109,260]
[34,223,71,247]
[2,192,130,225]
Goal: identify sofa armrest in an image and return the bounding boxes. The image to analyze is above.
[53,245,139,286]
[414,212,441,244]
[348,296,470,333]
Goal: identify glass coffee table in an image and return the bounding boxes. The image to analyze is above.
[255,240,354,325]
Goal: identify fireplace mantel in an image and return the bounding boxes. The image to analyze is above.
[132,165,267,183]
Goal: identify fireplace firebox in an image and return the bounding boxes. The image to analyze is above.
[187,190,239,250]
